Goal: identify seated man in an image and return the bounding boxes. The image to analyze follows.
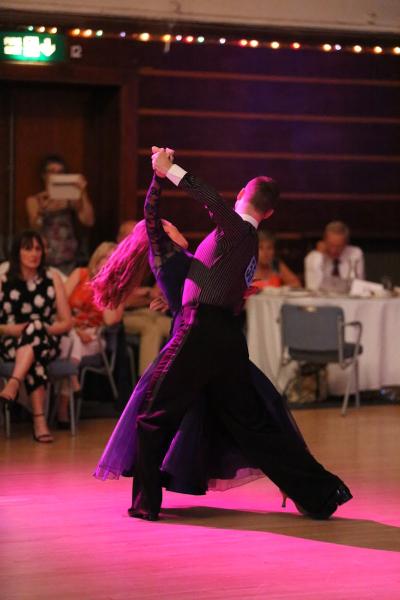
[123,279,171,376]
[304,221,364,291]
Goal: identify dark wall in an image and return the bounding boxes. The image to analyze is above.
[133,41,400,281]
[1,32,399,279]
[133,43,400,240]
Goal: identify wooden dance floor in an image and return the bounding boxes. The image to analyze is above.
[1,405,400,599]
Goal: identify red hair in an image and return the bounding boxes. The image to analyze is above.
[91,220,150,309]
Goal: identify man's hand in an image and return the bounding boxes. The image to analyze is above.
[151,146,175,177]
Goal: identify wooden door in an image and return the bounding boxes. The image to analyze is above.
[1,82,121,254]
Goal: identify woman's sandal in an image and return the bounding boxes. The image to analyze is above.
[280,490,288,508]
[32,412,54,443]
[0,375,21,405]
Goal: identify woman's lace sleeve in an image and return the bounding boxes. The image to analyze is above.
[144,175,177,271]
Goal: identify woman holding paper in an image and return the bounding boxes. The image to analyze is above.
[26,154,95,275]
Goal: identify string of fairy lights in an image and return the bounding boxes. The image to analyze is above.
[24,25,400,55]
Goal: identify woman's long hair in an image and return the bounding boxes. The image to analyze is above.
[91,220,150,309]
[8,230,46,283]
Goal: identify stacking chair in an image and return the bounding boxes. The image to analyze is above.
[278,304,363,415]
[47,358,79,435]
[78,324,120,419]
[125,332,140,388]
[0,360,19,438]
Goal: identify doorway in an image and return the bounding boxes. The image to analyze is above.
[0,81,121,256]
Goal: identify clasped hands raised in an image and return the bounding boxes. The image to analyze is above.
[151,146,175,178]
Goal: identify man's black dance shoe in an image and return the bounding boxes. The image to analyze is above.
[295,484,353,520]
[128,507,159,521]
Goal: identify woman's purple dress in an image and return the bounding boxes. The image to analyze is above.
[94,176,305,493]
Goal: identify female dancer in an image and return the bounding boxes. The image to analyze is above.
[93,173,306,505]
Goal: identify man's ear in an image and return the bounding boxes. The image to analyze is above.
[263,209,274,220]
[237,188,245,200]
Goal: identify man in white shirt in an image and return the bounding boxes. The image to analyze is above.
[304,221,365,291]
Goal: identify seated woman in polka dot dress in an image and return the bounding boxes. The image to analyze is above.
[0,231,72,442]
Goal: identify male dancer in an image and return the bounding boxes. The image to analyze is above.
[131,147,352,521]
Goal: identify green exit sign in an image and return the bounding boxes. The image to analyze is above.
[0,32,66,62]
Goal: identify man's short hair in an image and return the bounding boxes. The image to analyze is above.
[246,176,280,215]
[324,221,350,239]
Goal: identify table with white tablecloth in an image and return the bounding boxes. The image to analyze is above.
[246,291,400,395]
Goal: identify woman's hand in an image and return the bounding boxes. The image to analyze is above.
[76,328,95,344]
[50,271,73,335]
[150,296,169,313]
[137,286,152,296]
[75,175,87,194]
[149,285,162,300]
[243,285,261,299]
[4,323,29,337]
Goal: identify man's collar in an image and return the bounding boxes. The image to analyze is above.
[239,213,258,229]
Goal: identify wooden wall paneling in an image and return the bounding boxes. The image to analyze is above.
[0,88,12,254]
[119,75,139,224]
[136,186,400,239]
[137,54,400,243]
[137,154,400,196]
[1,36,399,255]
[135,43,400,81]
[139,115,400,156]
[13,84,89,232]
[0,61,139,249]
[84,85,121,248]
[138,69,400,116]
[139,107,400,126]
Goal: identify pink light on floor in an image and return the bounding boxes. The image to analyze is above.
[2,411,400,599]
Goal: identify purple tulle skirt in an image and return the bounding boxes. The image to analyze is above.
[94,351,305,494]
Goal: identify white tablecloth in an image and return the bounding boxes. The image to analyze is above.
[246,292,400,395]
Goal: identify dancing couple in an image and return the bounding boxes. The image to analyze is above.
[93,147,352,521]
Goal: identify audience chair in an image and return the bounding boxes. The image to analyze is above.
[0,361,16,437]
[0,357,78,437]
[125,333,140,388]
[47,358,79,435]
[78,324,120,419]
[278,304,362,415]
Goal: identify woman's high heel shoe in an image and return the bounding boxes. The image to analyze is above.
[0,375,21,405]
[32,412,54,443]
[280,489,288,508]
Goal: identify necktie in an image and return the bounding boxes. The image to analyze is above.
[332,258,340,277]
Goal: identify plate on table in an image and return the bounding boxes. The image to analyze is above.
[259,287,286,295]
[285,289,311,297]
[319,291,351,298]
